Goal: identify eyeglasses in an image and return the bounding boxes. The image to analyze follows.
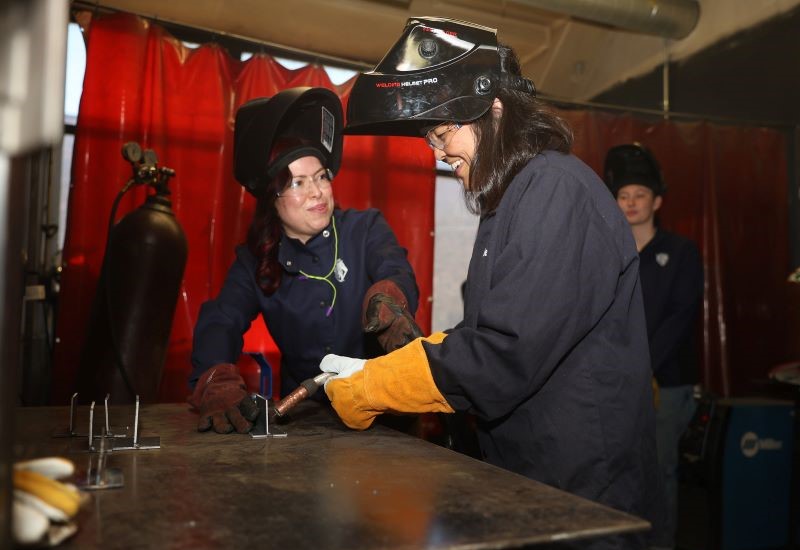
[277,168,333,199]
[425,123,462,151]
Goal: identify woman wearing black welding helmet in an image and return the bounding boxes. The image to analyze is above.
[606,143,703,549]
[187,87,420,434]
[321,17,661,548]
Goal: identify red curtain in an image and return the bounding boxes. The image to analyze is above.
[52,13,800,403]
[51,13,435,403]
[563,110,800,397]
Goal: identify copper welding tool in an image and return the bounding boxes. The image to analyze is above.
[273,372,334,418]
[274,298,421,418]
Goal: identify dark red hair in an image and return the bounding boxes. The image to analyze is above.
[246,165,290,296]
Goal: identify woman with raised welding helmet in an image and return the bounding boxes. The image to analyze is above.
[320,18,662,549]
[187,87,420,434]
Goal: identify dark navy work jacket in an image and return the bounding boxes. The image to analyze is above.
[425,152,661,539]
[190,208,418,396]
[638,229,703,387]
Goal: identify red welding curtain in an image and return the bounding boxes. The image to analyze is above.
[561,110,800,397]
[51,13,435,403]
[53,13,800,404]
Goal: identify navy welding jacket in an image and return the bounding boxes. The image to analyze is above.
[189,208,418,396]
[638,229,703,387]
[426,152,661,535]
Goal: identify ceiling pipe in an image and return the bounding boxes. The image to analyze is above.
[513,0,700,39]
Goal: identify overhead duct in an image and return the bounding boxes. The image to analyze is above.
[513,0,700,39]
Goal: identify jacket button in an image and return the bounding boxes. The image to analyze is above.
[319,301,326,308]
[324,346,332,353]
[312,256,319,263]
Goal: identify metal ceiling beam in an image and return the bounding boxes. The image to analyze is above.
[513,0,700,39]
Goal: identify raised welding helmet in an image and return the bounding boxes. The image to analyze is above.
[234,87,343,197]
[604,143,666,197]
[343,16,535,137]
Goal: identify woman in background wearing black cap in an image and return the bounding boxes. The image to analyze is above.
[187,87,420,435]
[606,143,704,550]
[320,17,662,549]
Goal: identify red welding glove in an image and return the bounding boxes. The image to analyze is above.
[362,280,422,353]
[187,363,259,434]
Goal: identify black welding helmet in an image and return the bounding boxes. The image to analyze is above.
[234,87,343,196]
[604,143,666,197]
[344,16,535,137]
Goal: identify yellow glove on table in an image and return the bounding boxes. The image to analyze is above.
[12,457,82,545]
[323,332,454,430]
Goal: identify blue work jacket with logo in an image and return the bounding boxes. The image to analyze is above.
[425,152,661,547]
[190,208,418,396]
[638,229,703,387]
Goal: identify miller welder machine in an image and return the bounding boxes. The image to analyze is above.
[677,379,798,550]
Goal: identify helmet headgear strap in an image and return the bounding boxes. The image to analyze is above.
[498,47,536,96]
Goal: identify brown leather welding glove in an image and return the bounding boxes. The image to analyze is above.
[187,363,259,434]
[362,280,422,353]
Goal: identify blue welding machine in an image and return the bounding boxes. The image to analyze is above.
[678,397,796,550]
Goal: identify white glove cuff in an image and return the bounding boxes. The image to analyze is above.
[320,354,367,387]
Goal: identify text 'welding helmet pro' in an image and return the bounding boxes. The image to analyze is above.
[604,143,666,197]
[344,16,535,137]
[234,86,343,197]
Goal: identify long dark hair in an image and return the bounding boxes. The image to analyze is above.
[466,45,573,215]
[246,165,289,296]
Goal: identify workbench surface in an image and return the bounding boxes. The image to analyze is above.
[15,402,649,548]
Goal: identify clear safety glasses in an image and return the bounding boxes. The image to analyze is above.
[425,123,462,151]
[277,168,333,199]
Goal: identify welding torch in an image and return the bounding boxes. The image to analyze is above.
[274,297,422,418]
[273,372,334,418]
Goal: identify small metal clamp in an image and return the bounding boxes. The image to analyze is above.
[250,394,287,439]
[110,396,160,451]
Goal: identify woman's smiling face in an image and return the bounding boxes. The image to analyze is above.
[427,122,476,190]
[275,156,334,243]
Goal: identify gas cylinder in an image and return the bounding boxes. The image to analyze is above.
[77,186,187,404]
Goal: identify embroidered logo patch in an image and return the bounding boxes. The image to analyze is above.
[656,252,669,267]
[334,258,348,282]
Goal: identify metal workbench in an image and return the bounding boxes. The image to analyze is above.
[15,402,649,548]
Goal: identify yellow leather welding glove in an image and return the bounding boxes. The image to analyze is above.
[12,457,82,545]
[322,332,454,430]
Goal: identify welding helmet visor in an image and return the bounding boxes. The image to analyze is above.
[234,87,343,196]
[343,16,535,137]
[604,143,666,197]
